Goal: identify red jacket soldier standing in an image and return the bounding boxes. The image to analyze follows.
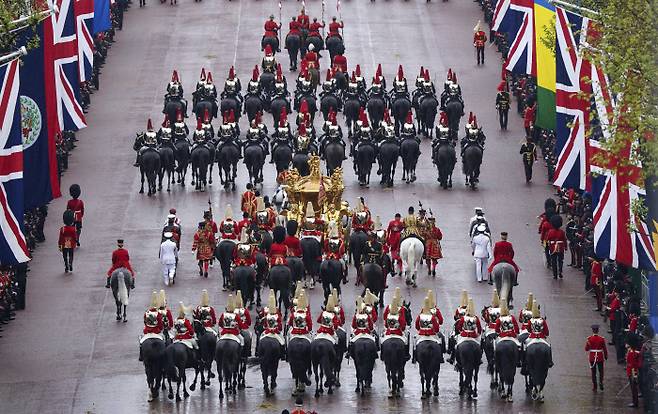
[106,239,135,288]
[193,222,215,277]
[625,336,643,407]
[386,213,404,274]
[328,17,343,38]
[545,215,567,279]
[590,257,603,311]
[585,324,607,392]
[269,225,289,267]
[473,20,487,65]
[66,184,84,245]
[58,211,78,273]
[241,183,258,219]
[424,215,443,276]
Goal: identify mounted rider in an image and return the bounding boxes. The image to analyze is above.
[319,109,345,160]
[233,228,257,268]
[308,18,324,42]
[363,219,384,268]
[300,201,324,244]
[332,53,347,74]
[193,289,218,335]
[449,298,482,365]
[327,16,343,38]
[401,110,420,145]
[447,290,469,360]
[158,290,174,341]
[245,112,269,159]
[382,291,410,359]
[519,292,534,333]
[234,291,253,357]
[525,300,554,367]
[329,288,347,331]
[401,206,423,242]
[218,204,239,241]
[133,118,159,167]
[495,301,519,340]
[324,220,347,279]
[363,288,379,324]
[218,295,246,349]
[288,289,312,338]
[157,115,175,149]
[263,15,282,52]
[268,225,289,267]
[166,70,184,101]
[390,65,409,99]
[317,294,340,344]
[351,197,373,233]
[487,231,520,285]
[222,66,242,99]
[260,290,286,359]
[255,197,275,233]
[270,107,294,163]
[139,291,165,361]
[413,296,443,364]
[173,302,198,350]
[262,44,277,74]
[426,289,446,346]
[350,107,372,159]
[106,238,135,289]
[349,296,376,357]
[482,289,501,336]
[461,112,485,156]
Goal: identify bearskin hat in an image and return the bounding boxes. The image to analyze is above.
[286,220,298,236]
[69,184,81,199]
[63,210,75,226]
[549,214,563,229]
[273,225,286,244]
[544,198,556,211]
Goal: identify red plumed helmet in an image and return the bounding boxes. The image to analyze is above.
[373,75,381,85]
[265,44,273,56]
[147,118,154,131]
[162,114,170,128]
[276,64,283,80]
[299,123,307,136]
[300,100,309,114]
[447,68,453,80]
[203,108,210,123]
[229,109,235,124]
[171,70,179,83]
[228,66,235,80]
[252,65,260,81]
[397,65,404,81]
[468,111,474,124]
[329,109,337,125]
[405,110,413,125]
[222,111,228,124]
[358,107,368,126]
[419,66,425,78]
[355,64,361,77]
[424,69,430,82]
[351,71,357,83]
[472,115,478,128]
[279,107,287,127]
[452,72,457,83]
[176,107,183,122]
[255,111,262,125]
[207,72,214,84]
[326,69,332,82]
[384,109,391,124]
[200,68,206,81]
[197,118,203,130]
[376,63,382,79]
[439,111,448,126]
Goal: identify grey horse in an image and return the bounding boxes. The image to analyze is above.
[110,268,131,322]
[492,262,515,308]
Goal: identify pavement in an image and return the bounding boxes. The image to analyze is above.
[0,1,637,413]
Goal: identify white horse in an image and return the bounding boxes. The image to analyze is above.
[400,237,424,287]
[271,186,289,213]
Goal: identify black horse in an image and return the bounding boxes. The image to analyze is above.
[311,337,337,397]
[349,229,368,284]
[495,339,518,401]
[456,339,481,400]
[244,93,265,123]
[295,94,317,124]
[194,98,218,121]
[261,35,280,55]
[174,138,190,185]
[400,135,420,183]
[320,92,341,121]
[319,259,343,304]
[525,341,551,402]
[381,336,407,398]
[164,342,198,401]
[445,98,464,142]
[325,141,345,175]
[351,336,377,396]
[300,236,322,288]
[285,33,302,71]
[390,96,412,135]
[272,141,293,174]
[378,141,399,187]
[269,96,291,129]
[163,99,187,125]
[434,141,456,189]
[288,336,313,396]
[362,262,386,306]
[268,265,292,316]
[220,95,242,124]
[416,339,443,399]
[419,95,439,138]
[462,145,483,189]
[217,141,239,191]
[366,96,386,129]
[139,148,161,196]
[191,144,211,191]
[141,337,166,401]
[191,320,217,392]
[244,142,265,185]
[215,338,242,400]
[214,240,236,291]
[343,96,362,137]
[355,142,376,187]
[325,36,345,62]
[257,335,282,396]
[159,145,176,192]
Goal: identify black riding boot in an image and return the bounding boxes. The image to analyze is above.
[105,276,111,288]
[131,277,135,289]
[139,346,143,361]
[133,153,140,167]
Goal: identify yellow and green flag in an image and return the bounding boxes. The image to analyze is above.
[534,0,556,130]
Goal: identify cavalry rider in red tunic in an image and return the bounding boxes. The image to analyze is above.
[263,15,282,52]
[473,20,487,65]
[526,300,554,367]
[59,210,78,273]
[414,295,442,363]
[106,239,135,289]
[487,231,520,285]
[284,221,302,258]
[482,289,501,334]
[324,220,347,281]
[386,213,404,275]
[255,196,276,233]
[585,324,608,392]
[426,289,446,351]
[424,214,443,276]
[193,289,217,334]
[351,197,373,233]
[139,291,165,361]
[495,301,520,338]
[625,335,643,407]
[234,291,253,357]
[448,298,482,365]
[349,296,377,357]
[308,18,324,39]
[382,291,410,360]
[219,204,239,241]
[66,184,84,246]
[218,295,246,350]
[363,288,379,324]
[519,292,534,333]
[233,228,257,267]
[297,8,310,33]
[332,53,347,74]
[288,289,313,338]
[173,302,198,350]
[317,294,341,342]
[327,17,343,38]
[259,290,286,359]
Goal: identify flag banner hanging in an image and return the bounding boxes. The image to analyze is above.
[534,0,556,130]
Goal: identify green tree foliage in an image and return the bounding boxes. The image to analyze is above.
[0,1,46,56]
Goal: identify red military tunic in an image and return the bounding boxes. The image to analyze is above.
[473,30,487,48]
[539,215,553,242]
[143,308,164,334]
[352,313,374,335]
[332,54,347,73]
[237,217,253,235]
[233,246,257,267]
[107,247,134,276]
[298,14,309,30]
[303,50,319,69]
[545,228,567,254]
[328,21,343,37]
[608,294,620,321]
[453,306,467,321]
[365,305,378,323]
[58,225,78,249]
[289,20,301,36]
[455,315,482,338]
[174,319,195,340]
[241,190,257,218]
[284,235,302,257]
[494,315,520,338]
[590,260,603,287]
[487,240,520,273]
[317,311,340,335]
[192,229,215,261]
[237,308,252,328]
[386,219,403,260]
[66,198,84,224]
[351,215,373,232]
[415,313,440,336]
[288,308,313,334]
[524,104,536,130]
[529,318,550,339]
[264,20,279,38]
[628,315,639,334]
[219,220,239,240]
[218,312,245,336]
[385,311,407,336]
[324,238,345,260]
[159,307,174,330]
[425,226,443,259]
[193,306,217,329]
[269,242,289,266]
[263,311,283,334]
[431,308,444,326]
[332,305,346,326]
[626,348,643,377]
[309,21,324,37]
[585,334,608,364]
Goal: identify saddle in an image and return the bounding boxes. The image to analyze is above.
[382,333,408,346]
[350,333,376,344]
[140,333,165,344]
[315,332,337,345]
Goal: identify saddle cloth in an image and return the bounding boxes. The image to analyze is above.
[314,332,337,345]
[173,339,196,349]
[415,335,441,346]
[350,333,375,344]
[205,327,218,336]
[288,333,313,344]
[262,332,285,346]
[495,336,521,348]
[456,336,480,347]
[220,333,243,346]
[140,333,164,344]
[525,338,551,349]
[382,333,407,346]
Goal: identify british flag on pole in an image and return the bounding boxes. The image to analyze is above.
[0,59,30,264]
[503,0,535,76]
[74,0,95,82]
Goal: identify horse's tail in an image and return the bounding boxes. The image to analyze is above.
[118,270,129,305]
[407,241,416,274]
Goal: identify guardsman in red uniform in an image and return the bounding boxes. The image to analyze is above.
[139,292,165,361]
[424,215,443,276]
[255,197,275,232]
[453,289,469,321]
[173,302,198,350]
[237,212,252,235]
[193,289,218,333]
[473,20,487,65]
[303,43,319,70]
[329,288,346,327]
[219,204,239,240]
[66,184,84,245]
[218,294,245,337]
[585,324,608,392]
[263,15,281,50]
[351,197,373,233]
[363,289,379,324]
[241,183,258,219]
[260,290,286,358]
[415,297,440,337]
[528,301,549,339]
[545,215,567,279]
[386,213,404,275]
[234,291,253,356]
[590,257,603,311]
[519,292,534,332]
[269,225,289,267]
[524,102,536,137]
[606,290,621,344]
[494,301,519,338]
[284,221,302,257]
[455,299,482,339]
[288,290,313,335]
[297,8,310,32]
[625,336,643,407]
[482,289,501,331]
[352,296,374,336]
[308,18,324,38]
[233,228,257,267]
[288,16,301,36]
[328,16,343,38]
[59,211,78,273]
[384,295,407,340]
[106,239,135,288]
[192,221,215,277]
[487,231,521,284]
[317,294,340,338]
[332,53,347,73]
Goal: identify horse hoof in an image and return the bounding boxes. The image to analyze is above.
[315,391,320,398]
[175,395,182,402]
[328,388,333,395]
[123,318,128,323]
[206,380,211,386]
[433,389,439,397]
[116,315,122,321]
[200,384,206,390]
[190,384,196,391]
[388,391,394,398]
[507,395,513,402]
[354,387,360,393]
[238,383,245,390]
[421,393,428,400]
[218,393,224,400]
[184,391,190,398]
[139,190,144,194]
[168,393,174,400]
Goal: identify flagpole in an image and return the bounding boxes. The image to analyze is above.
[8,6,56,34]
[548,0,599,16]
[321,0,326,38]
[0,47,27,65]
[337,0,343,42]
[278,0,282,31]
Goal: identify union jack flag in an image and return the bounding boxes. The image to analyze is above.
[47,0,87,132]
[74,0,95,82]
[492,0,511,32]
[503,0,535,76]
[0,59,30,264]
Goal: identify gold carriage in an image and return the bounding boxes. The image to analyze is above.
[282,155,350,236]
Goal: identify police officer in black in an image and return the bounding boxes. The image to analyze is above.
[495,81,511,130]
[519,136,537,183]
